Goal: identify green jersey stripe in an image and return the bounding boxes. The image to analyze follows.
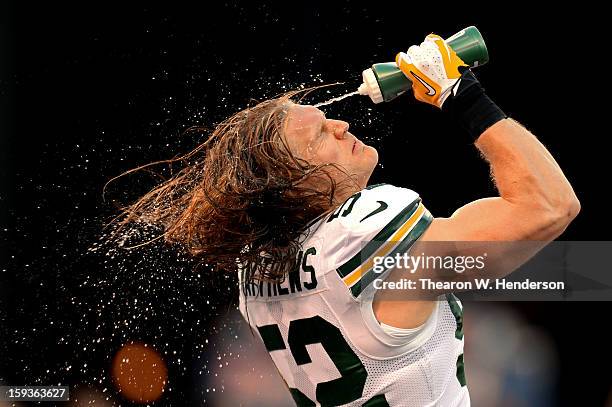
[336,199,421,279]
[350,211,433,297]
[365,183,387,190]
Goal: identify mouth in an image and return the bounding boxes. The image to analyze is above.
[352,138,364,155]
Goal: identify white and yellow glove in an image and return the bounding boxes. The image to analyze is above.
[395,34,468,108]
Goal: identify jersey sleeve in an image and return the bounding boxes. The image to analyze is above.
[328,183,433,299]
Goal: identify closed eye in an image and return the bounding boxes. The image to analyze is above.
[314,117,326,140]
[305,113,327,154]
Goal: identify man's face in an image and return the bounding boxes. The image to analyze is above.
[283,103,378,189]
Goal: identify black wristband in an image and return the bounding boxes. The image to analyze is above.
[442,68,507,140]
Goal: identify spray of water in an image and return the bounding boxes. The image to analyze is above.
[313,90,360,107]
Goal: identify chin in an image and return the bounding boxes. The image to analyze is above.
[359,146,378,184]
[364,145,378,169]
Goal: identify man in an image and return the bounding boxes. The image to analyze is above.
[238,34,579,406]
[118,33,579,406]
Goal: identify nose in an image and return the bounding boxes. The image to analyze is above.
[329,120,349,139]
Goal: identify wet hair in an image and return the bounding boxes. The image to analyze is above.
[107,88,360,284]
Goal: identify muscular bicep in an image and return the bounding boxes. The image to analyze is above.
[372,198,548,328]
[414,197,555,286]
[423,197,559,242]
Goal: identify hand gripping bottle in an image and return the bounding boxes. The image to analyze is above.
[358,26,489,103]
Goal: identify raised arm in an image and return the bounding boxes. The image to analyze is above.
[426,117,580,242]
[373,34,579,329]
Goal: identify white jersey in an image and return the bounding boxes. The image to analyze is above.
[239,184,469,406]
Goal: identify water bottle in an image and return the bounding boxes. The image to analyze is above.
[358,26,489,103]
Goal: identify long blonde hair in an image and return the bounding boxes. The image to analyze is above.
[107,89,359,283]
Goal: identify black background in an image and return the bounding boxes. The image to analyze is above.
[1,1,610,406]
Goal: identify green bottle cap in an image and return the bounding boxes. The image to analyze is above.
[371,63,411,102]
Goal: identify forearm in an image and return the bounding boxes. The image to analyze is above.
[475,118,580,217]
[418,118,580,285]
[428,95,580,241]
